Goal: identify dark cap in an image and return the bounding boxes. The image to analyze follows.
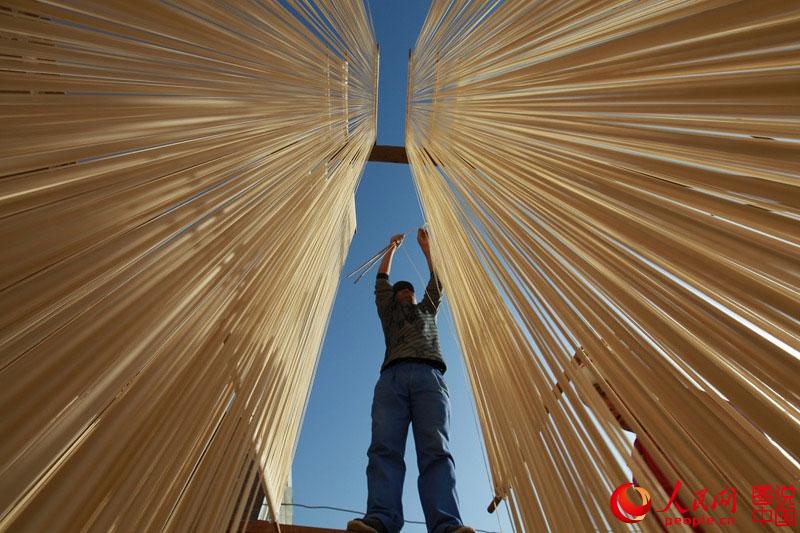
[392,280,414,294]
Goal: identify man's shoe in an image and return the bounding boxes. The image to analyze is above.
[347,517,387,533]
[447,527,476,533]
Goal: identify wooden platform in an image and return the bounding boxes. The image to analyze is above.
[246,522,346,533]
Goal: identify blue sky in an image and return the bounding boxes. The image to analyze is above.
[291,2,515,533]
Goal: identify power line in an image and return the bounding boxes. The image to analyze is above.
[281,502,500,533]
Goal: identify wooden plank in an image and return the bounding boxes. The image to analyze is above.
[367,145,408,164]
[246,522,346,533]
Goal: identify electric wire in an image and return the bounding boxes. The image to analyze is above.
[281,502,500,533]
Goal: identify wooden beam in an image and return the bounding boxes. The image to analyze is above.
[367,145,408,165]
[246,522,346,533]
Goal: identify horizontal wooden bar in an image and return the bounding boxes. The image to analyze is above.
[368,145,408,164]
[246,522,346,533]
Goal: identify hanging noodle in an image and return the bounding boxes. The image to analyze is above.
[408,1,799,532]
[0,1,376,531]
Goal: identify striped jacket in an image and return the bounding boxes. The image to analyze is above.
[375,271,445,373]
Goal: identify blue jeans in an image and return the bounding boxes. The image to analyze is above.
[365,361,463,533]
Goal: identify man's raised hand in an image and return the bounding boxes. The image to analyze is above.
[390,233,405,248]
[417,227,430,253]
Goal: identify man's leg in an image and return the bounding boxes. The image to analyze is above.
[365,367,411,533]
[410,365,463,533]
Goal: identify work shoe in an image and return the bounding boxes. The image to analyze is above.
[447,526,476,533]
[347,517,387,533]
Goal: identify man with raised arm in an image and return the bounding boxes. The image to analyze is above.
[347,228,473,533]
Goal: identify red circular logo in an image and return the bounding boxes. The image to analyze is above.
[610,482,652,523]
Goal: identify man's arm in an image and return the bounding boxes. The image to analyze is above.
[375,233,404,319]
[378,233,403,276]
[418,228,443,314]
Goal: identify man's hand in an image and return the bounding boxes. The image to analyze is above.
[389,233,405,248]
[379,233,404,276]
[417,227,430,253]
